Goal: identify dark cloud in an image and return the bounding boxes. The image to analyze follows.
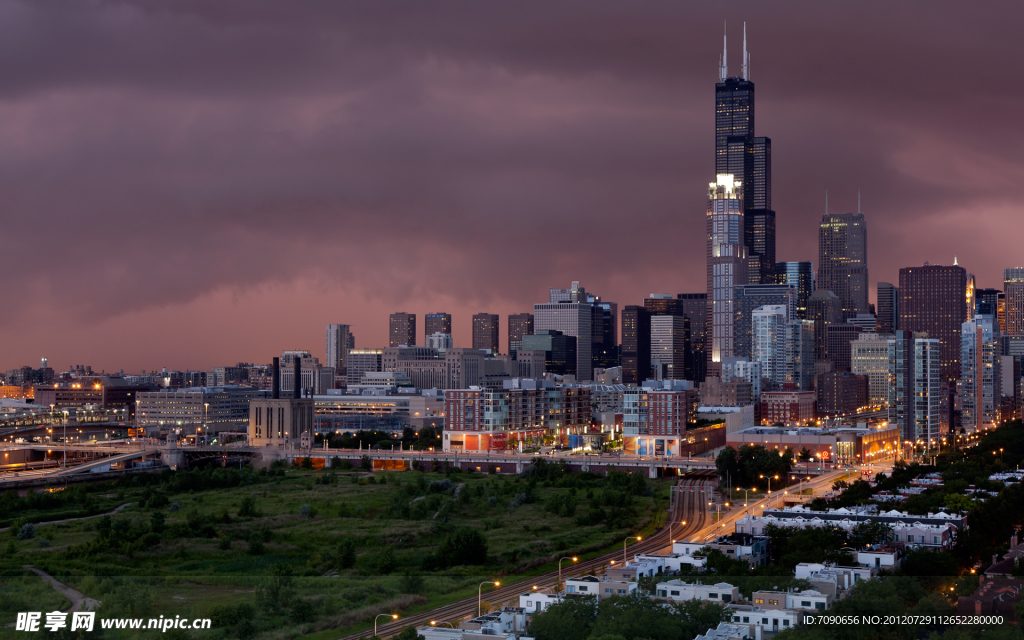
[1,0,1022,371]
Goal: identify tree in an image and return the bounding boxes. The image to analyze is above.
[526,595,597,640]
[255,564,294,610]
[431,527,488,568]
[361,455,373,471]
[338,539,357,569]
[376,546,397,575]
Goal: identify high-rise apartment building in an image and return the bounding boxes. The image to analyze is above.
[706,174,748,378]
[425,313,453,340]
[733,284,797,359]
[817,212,869,320]
[824,324,864,372]
[589,297,619,370]
[472,313,500,354]
[898,263,969,383]
[1005,268,1024,336]
[715,32,775,285]
[325,324,354,372]
[888,331,940,445]
[961,316,1000,433]
[752,305,788,388]
[806,289,842,362]
[650,315,690,381]
[786,319,816,391]
[389,312,416,347]
[426,332,453,351]
[677,293,709,383]
[535,281,594,381]
[851,333,892,406]
[645,294,691,379]
[507,313,534,356]
[774,262,813,319]
[621,306,652,386]
[816,371,869,417]
[876,283,899,334]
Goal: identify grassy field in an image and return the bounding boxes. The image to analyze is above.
[0,461,671,639]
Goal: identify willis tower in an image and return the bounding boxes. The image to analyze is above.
[715,24,774,284]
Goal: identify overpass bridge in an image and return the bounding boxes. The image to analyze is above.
[1,441,837,485]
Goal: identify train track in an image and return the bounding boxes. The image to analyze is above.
[339,472,718,639]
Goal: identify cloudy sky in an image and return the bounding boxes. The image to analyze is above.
[1,0,1022,373]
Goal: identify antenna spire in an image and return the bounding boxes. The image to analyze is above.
[742,23,749,80]
[719,22,728,82]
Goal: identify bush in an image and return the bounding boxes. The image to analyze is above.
[338,539,357,569]
[361,455,372,471]
[35,538,50,548]
[16,523,35,540]
[400,571,425,594]
[428,527,488,569]
[376,546,397,575]
[238,495,259,517]
[290,598,316,624]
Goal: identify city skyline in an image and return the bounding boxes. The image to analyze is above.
[2,2,1023,371]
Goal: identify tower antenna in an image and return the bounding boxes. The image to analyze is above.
[719,22,728,82]
[742,23,749,80]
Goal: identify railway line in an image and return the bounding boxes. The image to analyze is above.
[340,471,718,639]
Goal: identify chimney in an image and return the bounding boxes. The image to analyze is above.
[293,358,301,399]
[992,553,998,567]
[272,357,280,399]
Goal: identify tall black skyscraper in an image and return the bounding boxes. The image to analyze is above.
[715,25,775,285]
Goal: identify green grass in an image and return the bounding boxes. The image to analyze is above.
[0,464,671,639]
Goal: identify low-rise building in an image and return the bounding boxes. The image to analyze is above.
[727,604,802,636]
[734,505,965,550]
[635,552,707,573]
[604,557,661,581]
[672,533,769,567]
[137,386,269,434]
[857,546,902,570]
[760,389,816,426]
[565,575,636,600]
[419,608,529,640]
[752,589,831,612]
[794,563,875,599]
[519,591,560,613]
[726,424,900,466]
[956,576,1021,623]
[693,622,751,640]
[655,580,739,604]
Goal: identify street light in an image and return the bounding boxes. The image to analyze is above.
[624,536,641,564]
[759,474,779,509]
[558,557,577,590]
[430,621,455,628]
[374,613,398,637]
[478,581,500,617]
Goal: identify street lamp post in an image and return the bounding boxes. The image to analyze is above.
[623,536,641,564]
[558,557,577,590]
[759,474,778,509]
[478,581,500,617]
[373,613,397,637]
[62,410,69,469]
[430,621,455,628]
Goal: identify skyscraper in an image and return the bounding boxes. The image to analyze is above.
[775,262,813,319]
[876,282,899,334]
[806,289,842,362]
[425,313,452,339]
[706,174,747,378]
[888,331,940,445]
[817,212,869,320]
[898,263,969,383]
[715,27,774,285]
[732,283,797,359]
[389,313,416,348]
[975,288,1001,318]
[589,296,619,370]
[752,305,788,388]
[1004,268,1024,335]
[472,313,500,354]
[677,293,708,383]
[507,313,534,356]
[535,281,593,381]
[325,324,354,372]
[650,315,689,380]
[621,305,652,386]
[645,294,691,378]
[961,315,1000,433]
[786,319,816,391]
